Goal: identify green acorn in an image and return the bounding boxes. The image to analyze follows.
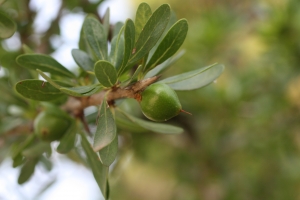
[34,109,71,141]
[140,83,183,122]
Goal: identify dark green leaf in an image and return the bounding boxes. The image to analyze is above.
[128,4,171,65]
[99,135,118,166]
[57,121,77,154]
[80,132,108,198]
[0,10,16,38]
[12,134,36,159]
[36,69,65,89]
[15,79,65,101]
[83,16,108,60]
[145,19,188,71]
[18,158,39,184]
[71,49,94,71]
[120,110,183,134]
[110,27,124,70]
[22,142,51,158]
[17,54,75,78]
[93,99,117,151]
[13,154,24,168]
[135,2,152,42]
[118,19,135,76]
[145,49,185,78]
[102,8,110,39]
[94,60,117,87]
[158,64,225,90]
[60,84,102,97]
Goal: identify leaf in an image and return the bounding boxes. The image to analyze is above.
[121,65,143,86]
[12,134,36,159]
[83,16,108,60]
[158,64,225,90]
[102,8,110,39]
[15,79,65,101]
[145,19,188,71]
[57,121,77,154]
[17,54,75,78]
[80,132,108,198]
[18,157,39,184]
[135,2,152,42]
[71,49,94,71]
[60,84,102,97]
[120,110,183,134]
[93,99,117,152]
[145,49,185,78]
[128,4,171,65]
[13,154,24,168]
[22,142,51,158]
[22,44,34,54]
[110,26,124,70]
[0,10,16,38]
[112,22,124,37]
[94,60,117,87]
[117,19,135,76]
[99,135,118,166]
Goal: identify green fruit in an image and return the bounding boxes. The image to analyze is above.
[34,110,71,141]
[140,83,182,122]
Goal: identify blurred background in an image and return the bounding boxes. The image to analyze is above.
[1,0,300,199]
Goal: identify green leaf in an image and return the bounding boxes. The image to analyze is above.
[112,22,124,37]
[120,110,183,134]
[158,64,225,90]
[18,157,39,184]
[22,44,34,54]
[94,60,117,87]
[145,49,185,78]
[121,64,143,86]
[0,10,16,38]
[135,2,152,42]
[93,99,117,152]
[17,54,75,78]
[15,79,65,101]
[83,16,108,60]
[128,4,171,65]
[102,8,110,39]
[110,27,125,70]
[12,134,36,159]
[145,19,188,71]
[37,69,65,89]
[57,121,77,154]
[99,135,118,166]
[71,49,94,71]
[118,19,135,76]
[13,154,24,168]
[60,84,102,97]
[80,132,108,198]
[22,142,51,158]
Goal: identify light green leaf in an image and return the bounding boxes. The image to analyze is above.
[128,4,171,65]
[110,26,124,70]
[60,84,102,97]
[120,110,183,134]
[135,2,152,42]
[17,54,75,78]
[102,8,110,39]
[15,79,65,101]
[118,19,135,76]
[145,19,188,71]
[22,44,34,54]
[99,135,118,166]
[22,142,51,158]
[18,157,39,184]
[112,22,124,37]
[83,16,108,60]
[158,64,225,90]
[93,99,117,152]
[80,132,108,198]
[12,134,36,159]
[57,121,77,154]
[94,60,117,87]
[145,49,185,78]
[0,10,16,38]
[71,49,94,71]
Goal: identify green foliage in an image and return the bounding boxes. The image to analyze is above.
[0,9,16,39]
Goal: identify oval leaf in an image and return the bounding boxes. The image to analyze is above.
[18,158,39,184]
[109,27,124,70]
[15,79,65,101]
[83,16,108,60]
[22,142,51,158]
[80,132,108,198]
[17,54,75,78]
[102,8,110,39]
[120,111,183,134]
[145,19,188,71]
[158,64,225,90]
[60,84,102,97]
[94,60,117,87]
[99,135,118,166]
[0,10,16,38]
[71,49,94,71]
[93,100,117,152]
[57,121,77,154]
[128,4,171,65]
[135,2,152,42]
